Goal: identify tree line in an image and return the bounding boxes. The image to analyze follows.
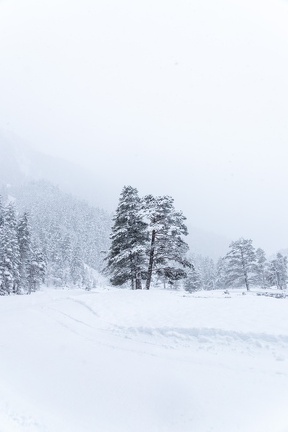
[184,238,288,292]
[0,198,45,295]
[1,181,112,290]
[1,184,287,294]
[216,238,287,291]
[105,187,288,292]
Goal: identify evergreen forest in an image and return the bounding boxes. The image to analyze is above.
[0,183,287,295]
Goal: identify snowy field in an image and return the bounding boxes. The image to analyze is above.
[0,287,288,432]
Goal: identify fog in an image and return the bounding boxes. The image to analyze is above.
[0,0,288,253]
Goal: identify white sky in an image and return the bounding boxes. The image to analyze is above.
[0,0,288,252]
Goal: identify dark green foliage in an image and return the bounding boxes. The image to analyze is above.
[17,212,32,293]
[0,200,46,295]
[105,187,190,289]
[105,186,148,289]
[0,203,21,294]
[28,247,46,293]
[144,195,190,289]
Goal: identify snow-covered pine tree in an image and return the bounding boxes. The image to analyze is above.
[70,244,85,287]
[17,212,32,293]
[28,245,46,292]
[105,186,148,289]
[144,195,190,289]
[214,257,229,289]
[60,234,73,286]
[268,253,288,290]
[253,248,269,289]
[190,254,216,290]
[0,203,21,294]
[224,238,256,291]
[200,256,215,290]
[49,223,65,286]
[0,196,4,294]
[0,195,3,227]
[184,265,202,292]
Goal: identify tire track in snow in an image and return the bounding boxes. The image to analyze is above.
[111,325,288,355]
[64,297,99,317]
[47,307,93,328]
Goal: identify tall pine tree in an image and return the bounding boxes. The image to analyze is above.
[0,196,4,294]
[105,186,148,289]
[268,253,287,290]
[184,265,202,292]
[17,212,32,293]
[28,246,46,292]
[253,248,269,289]
[0,203,20,294]
[225,238,256,291]
[144,195,190,289]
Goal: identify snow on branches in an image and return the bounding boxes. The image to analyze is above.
[105,186,191,289]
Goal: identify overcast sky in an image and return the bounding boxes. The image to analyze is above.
[0,0,288,252]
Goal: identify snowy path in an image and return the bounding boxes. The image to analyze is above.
[0,288,288,432]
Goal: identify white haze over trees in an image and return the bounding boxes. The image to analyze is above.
[0,0,288,252]
[0,136,230,259]
[1,3,288,430]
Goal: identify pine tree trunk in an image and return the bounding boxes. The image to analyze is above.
[146,229,156,290]
[277,272,281,289]
[135,267,142,289]
[241,249,250,291]
[136,277,142,290]
[244,271,250,291]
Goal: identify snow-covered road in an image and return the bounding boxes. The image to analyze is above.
[0,288,288,432]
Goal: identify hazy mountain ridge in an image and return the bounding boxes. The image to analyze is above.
[0,130,114,208]
[187,225,230,260]
[0,130,233,260]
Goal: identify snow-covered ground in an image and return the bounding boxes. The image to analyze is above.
[0,287,288,432]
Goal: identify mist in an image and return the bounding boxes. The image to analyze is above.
[0,0,288,253]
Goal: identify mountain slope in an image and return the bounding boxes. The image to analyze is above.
[0,130,114,208]
[1,180,111,286]
[0,130,231,260]
[187,225,230,260]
